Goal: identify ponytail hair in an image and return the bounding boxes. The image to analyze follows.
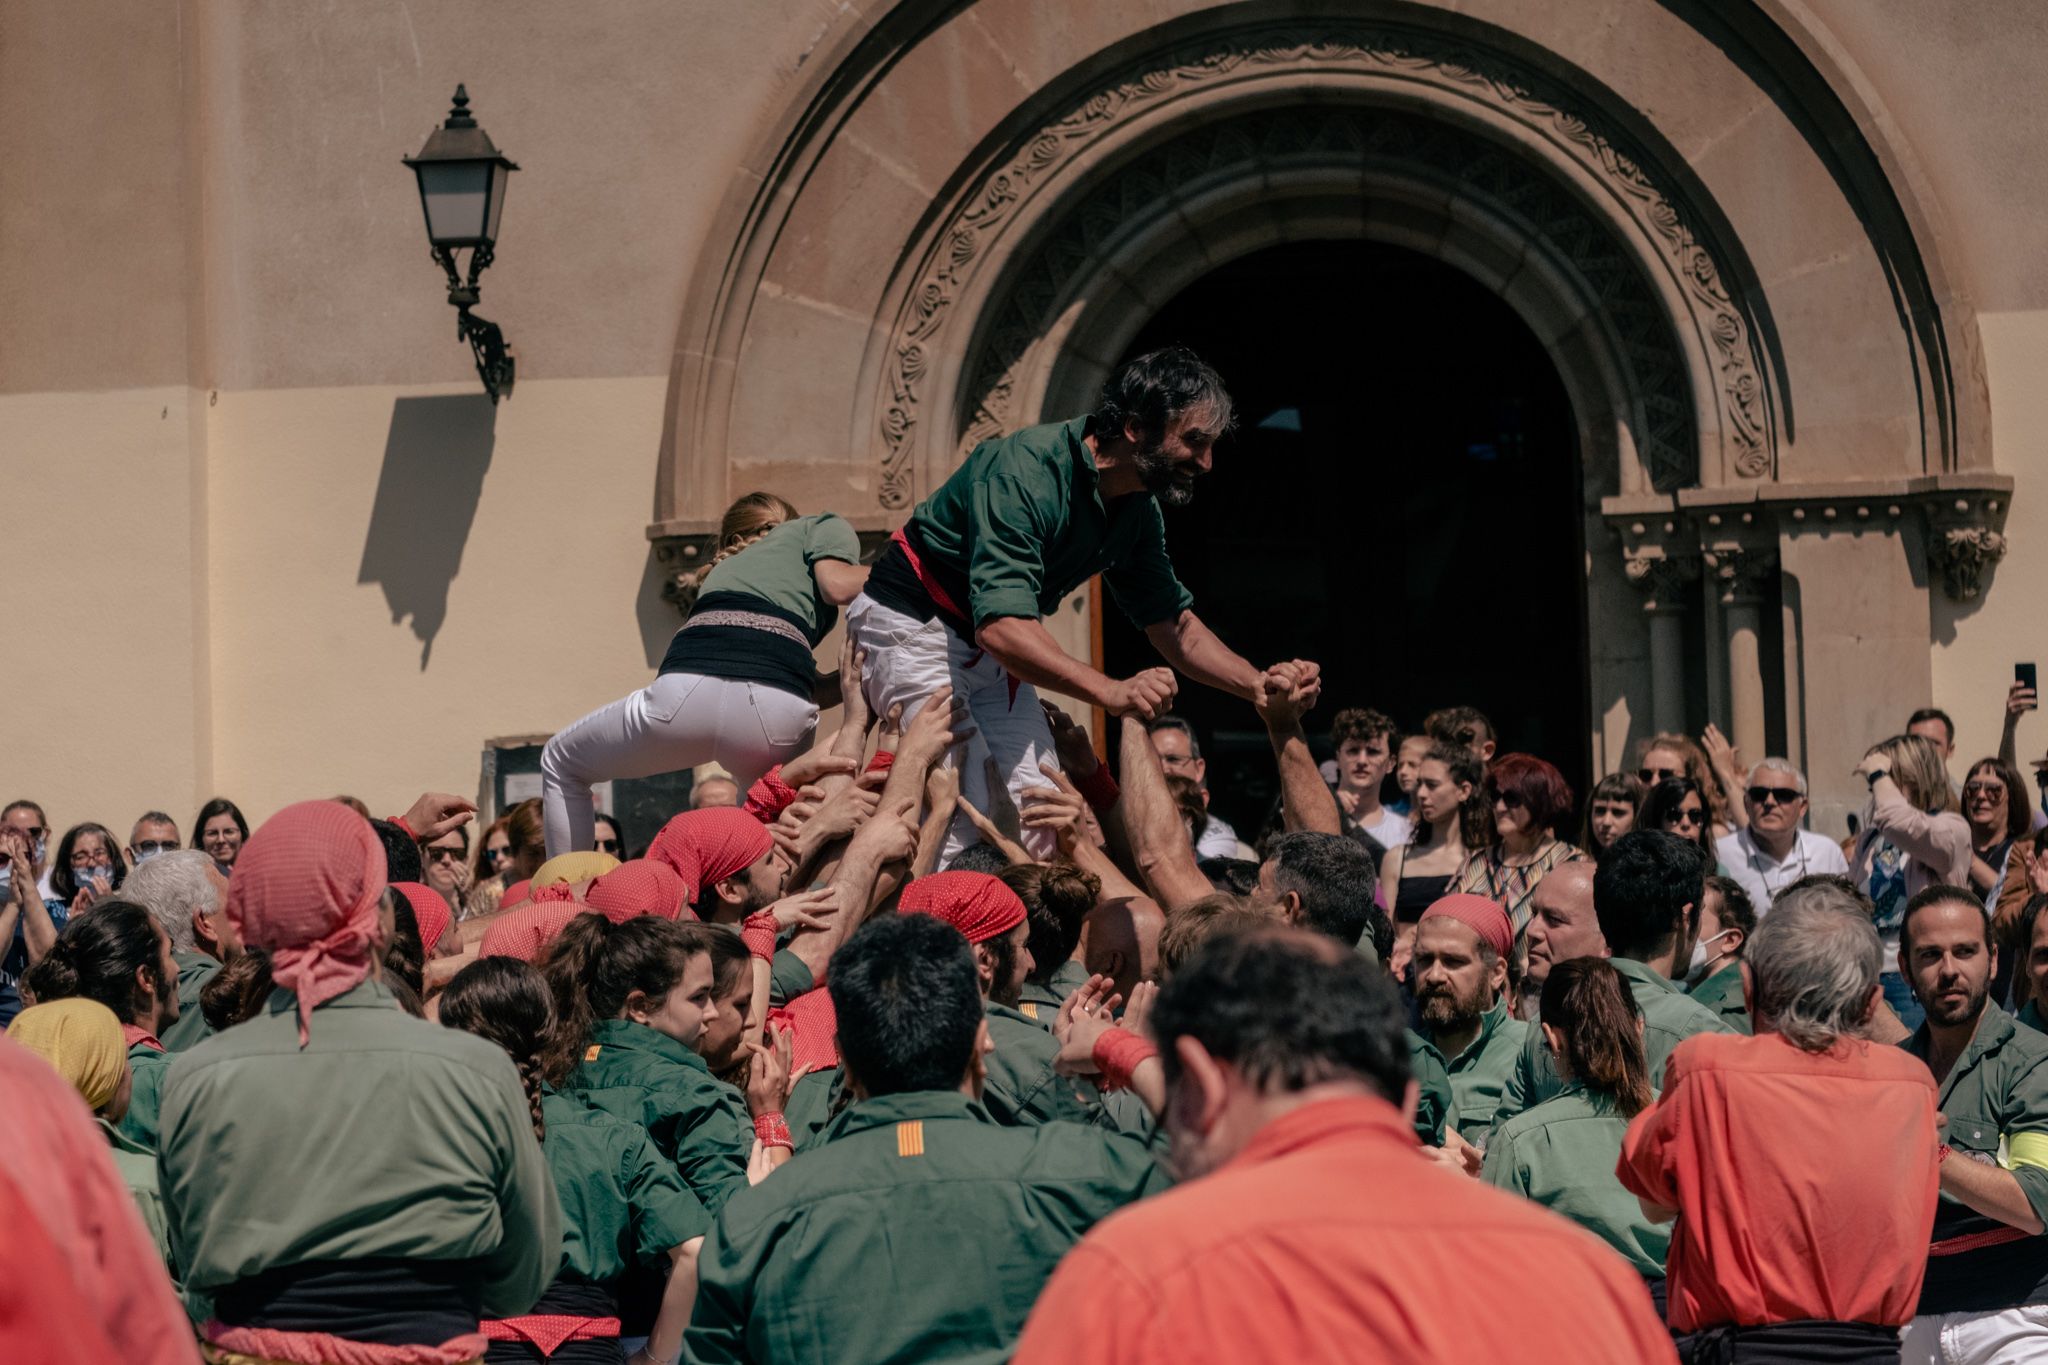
[537,915,706,1084]
[675,491,800,611]
[1002,861,1101,987]
[440,957,554,1143]
[200,948,275,1032]
[1540,957,1654,1117]
[23,900,167,1027]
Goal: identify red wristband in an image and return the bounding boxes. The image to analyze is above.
[865,750,896,775]
[388,815,418,841]
[742,766,800,823]
[1072,763,1119,813]
[754,1112,793,1150]
[741,910,779,961]
[1091,1027,1157,1092]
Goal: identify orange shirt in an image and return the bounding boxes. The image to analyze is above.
[1617,1031,1939,1332]
[1014,1095,1675,1365]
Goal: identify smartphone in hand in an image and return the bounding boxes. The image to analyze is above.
[2020,662,2038,694]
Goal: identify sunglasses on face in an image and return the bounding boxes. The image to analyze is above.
[426,846,465,862]
[131,840,179,856]
[1640,767,1681,784]
[1964,782,2008,800]
[595,839,622,855]
[1746,786,1801,806]
[1496,791,1526,809]
[1667,809,1705,829]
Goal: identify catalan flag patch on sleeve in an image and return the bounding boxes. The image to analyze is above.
[1019,1002,1040,1021]
[585,1045,602,1062]
[897,1120,925,1158]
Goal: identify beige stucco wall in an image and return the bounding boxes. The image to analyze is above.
[3,0,2045,837]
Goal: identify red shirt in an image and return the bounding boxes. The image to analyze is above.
[0,1032,196,1365]
[1014,1095,1675,1365]
[1617,1031,1939,1332]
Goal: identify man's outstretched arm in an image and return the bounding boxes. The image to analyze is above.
[1144,609,1267,701]
[977,615,1178,720]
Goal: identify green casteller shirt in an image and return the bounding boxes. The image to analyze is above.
[1687,961,1753,1035]
[117,1037,171,1149]
[1491,957,1732,1132]
[983,1001,1114,1130]
[161,952,221,1052]
[1482,1084,1669,1280]
[1423,1001,1531,1143]
[768,948,814,1009]
[539,1089,710,1284]
[697,513,862,641]
[685,1090,1167,1364]
[103,1117,176,1285]
[157,979,561,1315]
[1407,1029,1455,1147]
[2023,1000,2048,1035]
[563,1018,754,1217]
[903,416,1194,629]
[784,1067,852,1151]
[1904,1003,2048,1313]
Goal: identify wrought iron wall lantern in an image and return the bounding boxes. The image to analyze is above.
[404,85,519,402]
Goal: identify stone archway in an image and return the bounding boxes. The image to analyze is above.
[652,0,2011,823]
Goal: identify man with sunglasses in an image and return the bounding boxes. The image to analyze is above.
[127,812,181,865]
[1714,759,1848,916]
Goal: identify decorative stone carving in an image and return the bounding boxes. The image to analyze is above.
[876,19,1775,507]
[1931,526,2008,600]
[1623,553,1701,611]
[1705,547,1778,604]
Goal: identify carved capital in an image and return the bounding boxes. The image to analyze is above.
[1624,554,1700,612]
[1931,526,2008,601]
[1705,547,1778,605]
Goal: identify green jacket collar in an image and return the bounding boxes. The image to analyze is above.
[1610,956,1681,999]
[1429,999,1513,1071]
[587,1017,712,1075]
[1906,1001,2018,1102]
[2020,1000,2047,1035]
[985,1000,1047,1033]
[99,1116,152,1157]
[261,977,395,1018]
[821,1089,996,1144]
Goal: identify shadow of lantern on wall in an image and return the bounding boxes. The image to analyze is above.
[404,85,519,403]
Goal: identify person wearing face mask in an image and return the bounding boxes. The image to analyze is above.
[686,912,1166,1365]
[125,812,181,866]
[1686,875,1756,1034]
[1013,926,1674,1365]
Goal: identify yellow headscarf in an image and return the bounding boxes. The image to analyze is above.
[9,998,127,1111]
[532,850,619,889]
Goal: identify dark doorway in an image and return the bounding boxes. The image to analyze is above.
[1103,239,1586,842]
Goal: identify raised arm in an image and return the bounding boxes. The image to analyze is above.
[2002,679,2038,771]
[1116,715,1214,913]
[1257,662,1341,836]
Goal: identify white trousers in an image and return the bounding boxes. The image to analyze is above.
[540,671,818,859]
[846,594,1059,863]
[1901,1304,2048,1365]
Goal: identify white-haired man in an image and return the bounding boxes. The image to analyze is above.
[1714,758,1848,914]
[122,850,237,1050]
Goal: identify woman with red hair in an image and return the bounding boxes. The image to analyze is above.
[1454,753,1585,933]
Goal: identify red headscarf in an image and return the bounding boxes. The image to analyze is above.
[499,879,532,910]
[648,808,773,905]
[391,882,452,957]
[1420,892,1515,963]
[770,988,842,1073]
[899,871,1027,946]
[585,860,686,923]
[225,800,387,1046]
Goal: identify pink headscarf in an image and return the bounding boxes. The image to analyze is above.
[585,860,686,923]
[1419,893,1515,963]
[226,801,387,1046]
[390,882,452,957]
[647,808,773,905]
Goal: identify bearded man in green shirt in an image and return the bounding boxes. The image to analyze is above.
[850,346,1316,862]
[1411,894,1530,1144]
[686,911,1167,1364]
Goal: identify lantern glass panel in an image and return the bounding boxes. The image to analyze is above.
[484,162,510,245]
[418,161,492,244]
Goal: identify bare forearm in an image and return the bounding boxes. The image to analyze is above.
[21,897,57,963]
[977,617,1119,707]
[1124,1058,1167,1118]
[1147,611,1260,700]
[911,801,953,878]
[1272,720,1342,835]
[645,1240,702,1365]
[1117,717,1212,912]
[1942,1158,2047,1234]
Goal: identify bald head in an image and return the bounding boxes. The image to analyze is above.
[1082,895,1165,1000]
[1524,860,1604,987]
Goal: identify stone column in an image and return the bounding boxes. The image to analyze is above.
[1709,548,1776,764]
[1624,555,1699,737]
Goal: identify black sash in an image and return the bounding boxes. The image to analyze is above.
[1677,1320,1900,1365]
[213,1257,485,1347]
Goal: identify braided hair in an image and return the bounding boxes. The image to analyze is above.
[439,957,554,1143]
[675,491,798,610]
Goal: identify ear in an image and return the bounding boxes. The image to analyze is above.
[1173,1035,1231,1136]
[965,1017,993,1098]
[192,907,218,952]
[1121,416,1146,449]
[1540,1022,1566,1062]
[1487,953,1510,999]
[972,943,997,992]
[1281,890,1304,926]
[621,989,653,1025]
[713,874,746,907]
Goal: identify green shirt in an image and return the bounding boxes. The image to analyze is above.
[1407,1029,1455,1147]
[157,979,560,1315]
[1492,957,1732,1131]
[161,951,221,1052]
[2022,1000,2047,1035]
[540,1089,709,1284]
[1687,961,1753,1035]
[905,416,1194,629]
[783,1067,852,1151]
[117,1037,171,1149]
[686,1089,1166,1364]
[768,948,814,1008]
[103,1117,176,1284]
[1482,1084,1669,1280]
[1424,1001,1530,1143]
[1904,1003,2048,1312]
[562,1018,753,1216]
[983,1001,1113,1130]
[698,513,861,642]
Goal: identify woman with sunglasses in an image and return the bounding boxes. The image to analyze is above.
[1640,778,1723,872]
[1962,756,2035,1002]
[1712,759,1848,916]
[1635,730,1746,840]
[593,813,629,860]
[1453,753,1584,935]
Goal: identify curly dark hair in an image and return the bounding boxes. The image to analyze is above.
[1092,345,1234,444]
